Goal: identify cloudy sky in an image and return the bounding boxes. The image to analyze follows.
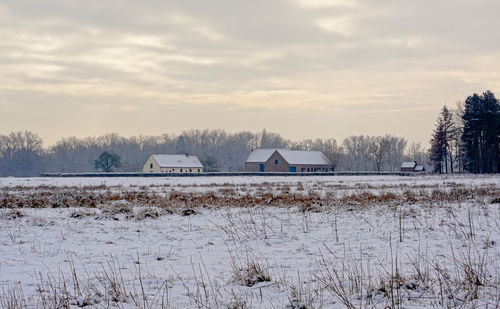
[1,0,499,146]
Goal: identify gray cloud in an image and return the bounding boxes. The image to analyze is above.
[0,0,499,145]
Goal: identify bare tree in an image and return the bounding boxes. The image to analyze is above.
[0,131,44,176]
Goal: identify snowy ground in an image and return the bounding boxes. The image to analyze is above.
[0,175,499,308]
[1,174,499,189]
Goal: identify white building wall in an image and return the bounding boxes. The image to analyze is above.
[142,156,203,173]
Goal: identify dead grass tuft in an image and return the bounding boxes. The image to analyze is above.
[0,282,26,309]
[232,259,271,287]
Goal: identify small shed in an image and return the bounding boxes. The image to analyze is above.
[143,154,203,173]
[401,161,417,172]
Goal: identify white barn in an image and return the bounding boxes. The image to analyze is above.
[143,154,204,173]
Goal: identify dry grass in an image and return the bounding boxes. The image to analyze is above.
[0,283,26,309]
[1,183,497,216]
[29,255,172,309]
[1,178,499,308]
[231,259,271,287]
[315,215,500,309]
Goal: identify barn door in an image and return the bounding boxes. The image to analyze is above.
[259,164,265,172]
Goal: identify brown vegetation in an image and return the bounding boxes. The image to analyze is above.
[1,183,497,216]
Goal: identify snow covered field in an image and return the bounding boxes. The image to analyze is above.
[1,174,499,189]
[0,175,499,308]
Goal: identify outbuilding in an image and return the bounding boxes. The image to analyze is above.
[143,154,203,173]
[401,161,425,172]
[401,161,417,172]
[245,149,333,173]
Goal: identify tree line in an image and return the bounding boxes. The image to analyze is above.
[0,129,427,176]
[430,90,500,173]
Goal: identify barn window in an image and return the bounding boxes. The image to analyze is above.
[180,169,183,172]
[275,159,278,165]
[150,163,153,169]
[198,169,200,172]
[190,169,192,172]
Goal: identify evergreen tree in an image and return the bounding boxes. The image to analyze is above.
[429,115,446,173]
[429,105,457,173]
[461,91,500,173]
[482,91,500,172]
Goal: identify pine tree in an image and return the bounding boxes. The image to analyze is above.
[482,91,500,172]
[429,105,456,173]
[429,115,446,173]
[461,91,500,173]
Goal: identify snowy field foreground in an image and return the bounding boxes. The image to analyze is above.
[0,175,499,308]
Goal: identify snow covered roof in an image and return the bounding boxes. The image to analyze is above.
[245,149,284,163]
[401,161,417,168]
[246,149,331,165]
[414,165,425,172]
[152,154,203,168]
[278,150,331,165]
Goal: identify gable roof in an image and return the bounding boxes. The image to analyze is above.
[246,149,331,165]
[245,149,284,163]
[152,154,203,168]
[401,161,417,168]
[277,150,331,165]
